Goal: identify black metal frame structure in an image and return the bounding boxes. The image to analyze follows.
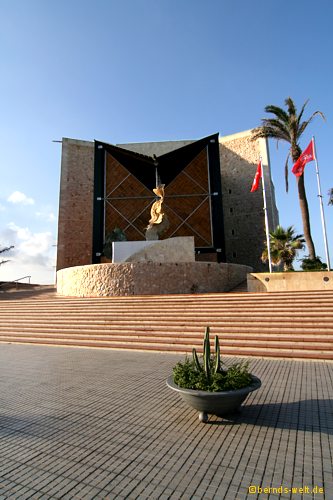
[92,134,226,263]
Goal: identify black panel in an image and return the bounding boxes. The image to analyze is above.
[92,142,105,263]
[105,146,156,191]
[97,134,221,191]
[157,134,218,186]
[207,136,226,262]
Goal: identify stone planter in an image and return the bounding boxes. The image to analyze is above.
[166,375,261,422]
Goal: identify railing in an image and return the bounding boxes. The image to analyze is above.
[0,276,32,289]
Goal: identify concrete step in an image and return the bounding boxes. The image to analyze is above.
[1,306,333,317]
[0,322,332,335]
[0,336,332,360]
[0,289,333,360]
[1,290,333,300]
[0,312,332,323]
[0,330,333,350]
[1,290,333,302]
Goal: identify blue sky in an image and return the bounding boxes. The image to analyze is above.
[1,0,332,283]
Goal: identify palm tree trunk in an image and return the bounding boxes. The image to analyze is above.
[296,173,316,260]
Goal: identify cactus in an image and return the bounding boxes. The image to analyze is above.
[173,326,252,392]
[192,327,222,381]
[192,348,202,372]
[214,335,221,373]
[203,326,211,379]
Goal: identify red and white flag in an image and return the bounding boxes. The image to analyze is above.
[292,140,316,177]
[250,161,262,192]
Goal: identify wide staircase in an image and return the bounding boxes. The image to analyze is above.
[0,287,332,360]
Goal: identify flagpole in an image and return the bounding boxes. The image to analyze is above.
[312,136,331,270]
[260,156,272,273]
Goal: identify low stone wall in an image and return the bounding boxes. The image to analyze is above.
[247,271,333,292]
[57,262,252,297]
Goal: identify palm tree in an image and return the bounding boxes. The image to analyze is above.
[328,188,333,206]
[0,245,14,266]
[252,97,325,260]
[261,225,305,271]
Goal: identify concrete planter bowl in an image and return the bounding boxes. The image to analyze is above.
[166,375,261,423]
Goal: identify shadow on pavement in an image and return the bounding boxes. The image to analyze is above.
[207,398,333,434]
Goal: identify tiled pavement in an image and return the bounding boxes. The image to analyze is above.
[0,344,332,500]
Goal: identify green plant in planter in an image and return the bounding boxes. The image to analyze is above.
[300,255,327,271]
[103,228,127,259]
[173,327,252,392]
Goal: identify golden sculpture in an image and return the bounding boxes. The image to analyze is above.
[145,184,169,240]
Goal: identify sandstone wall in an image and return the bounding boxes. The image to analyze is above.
[57,262,252,297]
[57,138,94,270]
[219,131,279,272]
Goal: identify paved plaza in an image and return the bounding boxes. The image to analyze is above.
[0,344,332,499]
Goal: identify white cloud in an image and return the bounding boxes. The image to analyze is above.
[7,191,35,205]
[0,260,55,285]
[20,232,53,258]
[35,211,56,222]
[7,222,53,258]
[7,222,31,240]
[0,223,56,284]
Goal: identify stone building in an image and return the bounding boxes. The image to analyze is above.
[57,130,279,272]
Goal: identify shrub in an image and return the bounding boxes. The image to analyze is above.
[173,327,252,392]
[300,256,327,271]
[103,228,127,259]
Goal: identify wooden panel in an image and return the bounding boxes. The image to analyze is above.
[104,146,212,247]
[186,200,212,244]
[163,148,212,246]
[165,149,208,195]
[105,155,130,195]
[183,148,209,191]
[105,153,152,241]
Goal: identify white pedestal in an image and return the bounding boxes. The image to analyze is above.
[112,237,195,263]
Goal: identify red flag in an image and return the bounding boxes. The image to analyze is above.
[250,161,262,192]
[292,140,315,177]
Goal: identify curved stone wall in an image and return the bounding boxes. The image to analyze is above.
[57,262,252,297]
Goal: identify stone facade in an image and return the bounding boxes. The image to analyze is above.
[57,138,94,271]
[220,131,279,272]
[57,262,252,297]
[57,131,278,272]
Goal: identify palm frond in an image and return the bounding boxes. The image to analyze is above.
[299,111,326,136]
[252,126,290,141]
[328,188,333,206]
[261,121,291,141]
[297,99,310,127]
[312,110,326,121]
[264,105,289,124]
[261,118,290,132]
[285,97,297,118]
[251,127,268,140]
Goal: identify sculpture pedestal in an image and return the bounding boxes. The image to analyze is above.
[56,261,252,297]
[112,237,195,263]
